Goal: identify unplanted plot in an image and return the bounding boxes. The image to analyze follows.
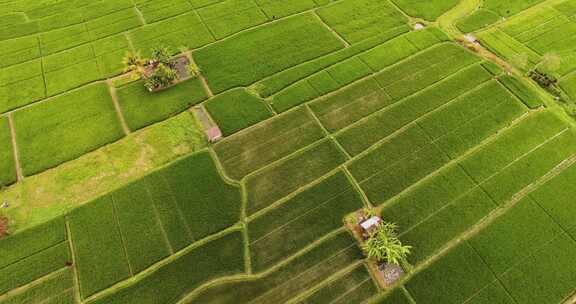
[14,83,124,176]
[248,171,363,271]
[245,139,347,215]
[192,231,362,303]
[117,79,207,131]
[204,88,273,136]
[89,231,245,304]
[195,13,344,93]
[68,196,132,298]
[214,107,325,180]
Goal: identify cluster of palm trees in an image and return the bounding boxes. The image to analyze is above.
[362,221,412,266]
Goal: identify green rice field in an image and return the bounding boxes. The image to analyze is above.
[1,0,576,303]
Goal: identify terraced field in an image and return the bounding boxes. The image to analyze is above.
[1,0,576,303]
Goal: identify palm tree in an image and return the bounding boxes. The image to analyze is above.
[122,51,146,79]
[362,222,412,266]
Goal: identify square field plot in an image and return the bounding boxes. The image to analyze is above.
[117,79,208,131]
[13,83,124,176]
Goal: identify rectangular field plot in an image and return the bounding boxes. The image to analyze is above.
[257,0,318,18]
[480,128,576,204]
[0,268,74,304]
[390,0,459,21]
[316,0,407,44]
[0,36,41,69]
[43,45,102,96]
[39,24,92,55]
[299,264,375,304]
[245,139,347,215]
[204,88,273,136]
[214,107,325,180]
[68,196,132,298]
[459,111,566,184]
[336,62,491,156]
[14,83,124,176]
[198,0,269,39]
[128,12,214,56]
[405,242,495,304]
[248,171,364,272]
[0,217,66,269]
[190,231,363,303]
[89,231,245,304]
[134,0,194,23]
[401,188,496,264]
[0,117,16,186]
[0,59,46,113]
[111,181,172,274]
[499,233,576,304]
[0,242,71,295]
[194,13,344,93]
[117,78,207,131]
[159,152,242,239]
[469,197,563,276]
[530,162,576,235]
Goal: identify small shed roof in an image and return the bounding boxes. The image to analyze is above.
[360,216,381,230]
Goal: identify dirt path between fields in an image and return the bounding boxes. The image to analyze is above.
[7,113,23,181]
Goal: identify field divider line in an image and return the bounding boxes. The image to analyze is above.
[84,225,243,303]
[0,267,70,302]
[7,113,24,181]
[133,6,146,25]
[343,166,373,208]
[385,0,414,19]
[562,289,576,304]
[106,79,131,135]
[327,277,373,304]
[65,221,83,303]
[186,51,214,98]
[38,288,75,304]
[388,151,576,296]
[305,104,352,160]
[284,261,365,304]
[312,11,350,47]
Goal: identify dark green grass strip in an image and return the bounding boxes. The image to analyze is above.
[205,88,273,136]
[112,180,171,274]
[469,197,564,276]
[401,188,497,265]
[68,196,131,298]
[0,268,74,304]
[0,216,66,269]
[192,231,362,303]
[214,107,325,180]
[245,139,347,215]
[0,242,71,294]
[499,232,576,304]
[405,242,495,303]
[300,264,372,304]
[195,13,344,93]
[160,152,241,239]
[248,171,364,272]
[117,79,208,132]
[14,83,124,176]
[145,171,193,252]
[498,75,543,109]
[89,231,245,304]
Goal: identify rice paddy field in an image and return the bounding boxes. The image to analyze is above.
[1,0,576,303]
